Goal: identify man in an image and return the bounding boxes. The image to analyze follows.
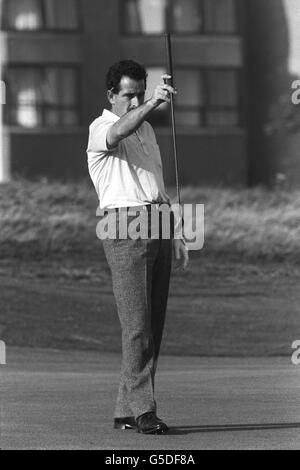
[87,60,189,435]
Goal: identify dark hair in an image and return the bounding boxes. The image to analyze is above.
[106,60,147,94]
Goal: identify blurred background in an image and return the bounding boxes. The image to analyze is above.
[1,0,300,185]
[0,0,299,357]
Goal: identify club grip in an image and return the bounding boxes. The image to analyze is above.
[165,33,174,87]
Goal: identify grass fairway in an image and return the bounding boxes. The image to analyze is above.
[0,256,299,356]
[0,181,299,356]
[3,350,300,449]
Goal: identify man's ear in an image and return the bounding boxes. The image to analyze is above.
[107,90,115,105]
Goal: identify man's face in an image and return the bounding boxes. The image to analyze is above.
[108,76,146,117]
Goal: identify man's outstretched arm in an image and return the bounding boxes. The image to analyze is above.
[106,75,176,148]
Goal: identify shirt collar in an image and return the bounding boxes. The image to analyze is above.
[102,109,120,122]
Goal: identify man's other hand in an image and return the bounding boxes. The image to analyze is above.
[173,239,189,272]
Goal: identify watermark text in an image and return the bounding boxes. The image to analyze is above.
[291,80,300,105]
[0,340,6,365]
[96,203,204,251]
[0,79,6,105]
[291,340,300,365]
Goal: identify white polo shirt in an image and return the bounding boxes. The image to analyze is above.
[87,109,171,210]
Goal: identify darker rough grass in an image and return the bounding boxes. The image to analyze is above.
[0,179,300,263]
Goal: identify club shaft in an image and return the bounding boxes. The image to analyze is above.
[165,33,181,207]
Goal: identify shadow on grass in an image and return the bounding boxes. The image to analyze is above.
[170,291,266,298]
[168,422,300,435]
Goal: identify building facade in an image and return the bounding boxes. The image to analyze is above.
[0,0,299,187]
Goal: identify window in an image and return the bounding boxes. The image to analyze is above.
[1,0,43,30]
[203,0,236,33]
[123,0,237,35]
[146,67,241,128]
[206,70,240,126]
[1,0,80,31]
[124,0,167,34]
[175,70,205,126]
[170,0,203,34]
[4,67,81,128]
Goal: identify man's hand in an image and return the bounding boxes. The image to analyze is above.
[173,239,189,272]
[148,74,177,109]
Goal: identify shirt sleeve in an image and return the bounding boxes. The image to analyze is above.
[88,119,116,153]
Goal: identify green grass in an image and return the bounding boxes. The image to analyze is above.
[1,180,300,355]
[0,179,300,262]
[0,257,299,356]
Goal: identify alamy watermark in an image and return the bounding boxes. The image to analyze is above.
[1,79,6,105]
[96,203,204,251]
[0,340,6,365]
[291,80,300,105]
[291,340,300,365]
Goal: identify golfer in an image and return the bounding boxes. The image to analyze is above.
[87,60,189,434]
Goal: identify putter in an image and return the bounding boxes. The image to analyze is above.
[164,33,187,247]
[164,32,181,208]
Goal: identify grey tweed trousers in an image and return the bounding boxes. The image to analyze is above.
[102,209,173,419]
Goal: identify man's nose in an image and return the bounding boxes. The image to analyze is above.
[131,96,139,107]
